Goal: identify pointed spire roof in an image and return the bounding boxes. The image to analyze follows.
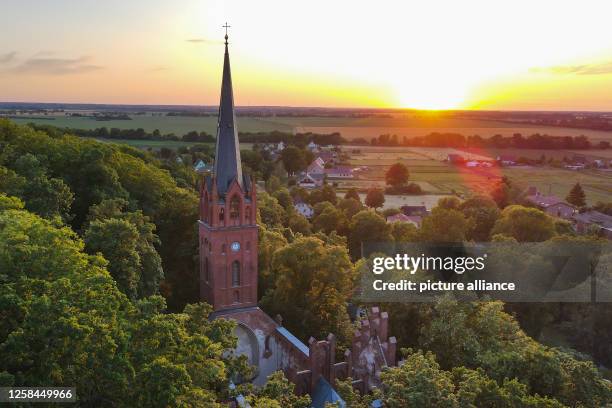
[213,29,243,195]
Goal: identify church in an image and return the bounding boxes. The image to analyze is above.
[198,31,396,406]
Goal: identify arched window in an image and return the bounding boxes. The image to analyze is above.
[204,257,210,283]
[246,241,251,251]
[230,196,240,219]
[234,290,240,303]
[232,260,241,287]
[219,208,225,222]
[221,244,226,254]
[245,207,251,223]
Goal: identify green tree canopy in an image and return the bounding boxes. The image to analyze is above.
[344,188,361,202]
[260,236,355,342]
[419,207,469,242]
[491,205,556,242]
[385,163,410,187]
[365,188,385,210]
[348,210,392,258]
[566,182,586,207]
[0,204,252,406]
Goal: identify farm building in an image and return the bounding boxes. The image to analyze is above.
[324,166,354,179]
[525,188,575,219]
[307,157,326,175]
[572,211,612,239]
[297,173,324,188]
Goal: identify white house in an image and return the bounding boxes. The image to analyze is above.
[294,199,314,219]
[324,166,354,179]
[277,141,285,151]
[297,173,323,188]
[307,158,326,175]
[307,141,319,152]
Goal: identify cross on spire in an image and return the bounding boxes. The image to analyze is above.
[222,22,231,44]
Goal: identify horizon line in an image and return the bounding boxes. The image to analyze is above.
[1,100,612,114]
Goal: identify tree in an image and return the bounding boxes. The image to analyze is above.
[258,192,285,228]
[280,146,306,175]
[459,196,500,241]
[419,207,469,242]
[85,198,164,298]
[337,197,364,219]
[566,182,586,207]
[391,221,419,242]
[381,350,457,408]
[85,218,143,299]
[307,184,337,206]
[287,213,311,235]
[365,188,385,210]
[415,298,612,407]
[261,236,355,342]
[385,163,410,187]
[0,205,254,406]
[344,188,361,202]
[436,196,461,210]
[312,202,347,234]
[491,205,556,242]
[258,224,289,297]
[348,210,392,259]
[246,371,311,408]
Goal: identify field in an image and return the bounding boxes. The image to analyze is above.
[8,114,293,135]
[9,113,612,143]
[336,192,453,210]
[7,116,612,204]
[340,146,612,205]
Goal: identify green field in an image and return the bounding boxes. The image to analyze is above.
[346,146,612,204]
[9,114,612,143]
[9,114,293,135]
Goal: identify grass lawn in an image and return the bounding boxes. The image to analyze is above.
[346,146,612,204]
[10,114,612,143]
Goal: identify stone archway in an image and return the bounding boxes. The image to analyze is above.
[233,323,260,381]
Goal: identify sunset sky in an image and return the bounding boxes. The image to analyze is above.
[1,0,612,110]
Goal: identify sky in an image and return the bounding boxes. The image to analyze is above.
[1,0,612,111]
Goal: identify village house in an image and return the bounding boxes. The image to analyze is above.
[386,213,422,227]
[324,166,354,179]
[572,211,612,239]
[525,187,575,219]
[297,173,324,189]
[307,157,326,175]
[294,198,314,219]
[307,141,319,152]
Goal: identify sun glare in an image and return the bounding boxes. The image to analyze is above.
[394,78,471,110]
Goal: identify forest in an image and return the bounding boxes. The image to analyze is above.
[0,119,611,407]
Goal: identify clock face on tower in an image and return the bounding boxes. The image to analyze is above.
[230,241,241,252]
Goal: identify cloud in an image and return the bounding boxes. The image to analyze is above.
[531,60,612,75]
[0,51,17,64]
[9,56,103,75]
[186,38,223,45]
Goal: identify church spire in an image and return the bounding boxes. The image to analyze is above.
[213,23,243,194]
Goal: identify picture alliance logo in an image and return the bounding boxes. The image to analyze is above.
[371,253,488,275]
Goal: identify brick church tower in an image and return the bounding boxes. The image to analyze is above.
[199,31,258,312]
